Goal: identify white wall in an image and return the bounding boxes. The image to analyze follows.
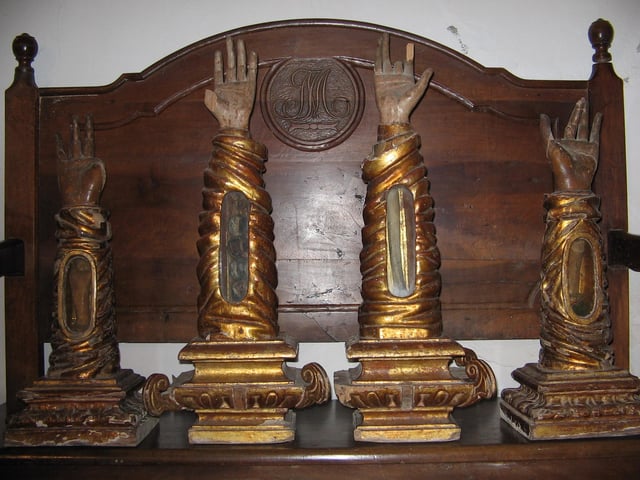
[1,0,639,403]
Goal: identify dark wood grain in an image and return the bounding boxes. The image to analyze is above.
[587,20,630,368]
[4,34,42,413]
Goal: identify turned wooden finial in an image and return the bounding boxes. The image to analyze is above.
[11,33,38,86]
[588,19,613,64]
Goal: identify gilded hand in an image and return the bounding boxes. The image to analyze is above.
[374,33,433,125]
[540,97,602,192]
[204,37,257,130]
[56,115,106,207]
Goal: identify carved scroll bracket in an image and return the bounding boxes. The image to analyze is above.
[143,338,330,444]
[335,339,496,442]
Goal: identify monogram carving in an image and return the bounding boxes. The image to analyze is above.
[261,57,364,151]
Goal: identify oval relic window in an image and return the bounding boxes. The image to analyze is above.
[59,252,96,340]
[385,185,416,298]
[564,237,597,318]
[220,191,250,303]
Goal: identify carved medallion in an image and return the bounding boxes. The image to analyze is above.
[261,58,364,151]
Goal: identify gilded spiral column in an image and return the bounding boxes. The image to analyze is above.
[5,115,156,447]
[500,98,640,440]
[335,120,497,442]
[142,38,329,444]
[359,123,441,339]
[334,34,495,443]
[196,129,278,341]
[47,205,120,377]
[538,192,613,370]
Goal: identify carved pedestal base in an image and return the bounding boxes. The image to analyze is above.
[334,338,496,442]
[4,369,157,447]
[143,337,330,444]
[500,363,640,440]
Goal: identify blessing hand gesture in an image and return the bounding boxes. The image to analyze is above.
[540,98,602,192]
[204,37,258,130]
[374,33,433,125]
[56,115,106,207]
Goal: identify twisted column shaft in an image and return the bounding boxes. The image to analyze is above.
[197,129,278,340]
[359,123,442,339]
[48,206,120,378]
[539,192,613,370]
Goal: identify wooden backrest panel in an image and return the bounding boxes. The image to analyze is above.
[6,20,622,354]
[6,19,630,411]
[32,21,596,344]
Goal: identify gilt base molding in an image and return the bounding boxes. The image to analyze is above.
[334,338,496,442]
[187,409,298,444]
[142,337,330,444]
[4,369,157,447]
[500,363,640,440]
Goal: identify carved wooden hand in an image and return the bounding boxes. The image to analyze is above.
[540,97,602,192]
[56,115,106,207]
[374,33,433,125]
[204,37,257,130]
